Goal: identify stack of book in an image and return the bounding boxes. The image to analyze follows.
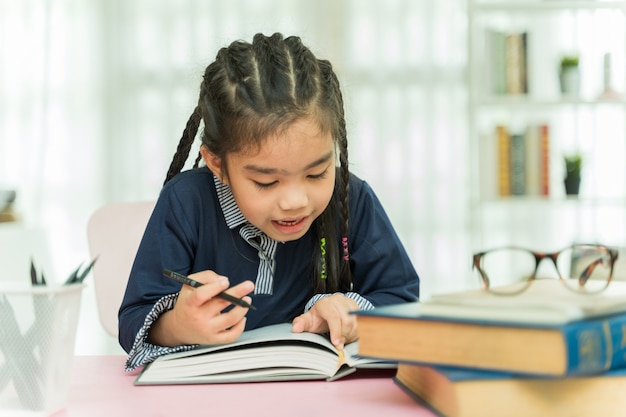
[355,280,626,417]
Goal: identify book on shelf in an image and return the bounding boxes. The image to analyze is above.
[134,323,393,385]
[355,280,626,376]
[493,122,550,198]
[509,132,525,195]
[505,31,528,95]
[486,29,507,95]
[539,123,550,196]
[496,124,511,196]
[394,363,626,417]
[524,124,541,196]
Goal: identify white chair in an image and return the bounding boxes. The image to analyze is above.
[86,201,155,337]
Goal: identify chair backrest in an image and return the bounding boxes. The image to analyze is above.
[87,201,155,337]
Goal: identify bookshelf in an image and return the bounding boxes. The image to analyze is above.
[468,0,626,253]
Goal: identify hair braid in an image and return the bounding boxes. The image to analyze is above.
[283,36,320,105]
[164,106,202,184]
[192,152,203,168]
[323,62,352,291]
[252,33,295,112]
[337,123,351,289]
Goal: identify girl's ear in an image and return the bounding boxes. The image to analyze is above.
[200,145,227,184]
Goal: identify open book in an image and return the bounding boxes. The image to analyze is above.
[134,323,393,385]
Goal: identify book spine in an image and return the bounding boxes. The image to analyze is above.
[505,33,525,95]
[489,29,507,95]
[564,313,626,375]
[496,125,511,197]
[524,125,540,196]
[510,133,525,195]
[539,124,550,196]
[520,32,529,94]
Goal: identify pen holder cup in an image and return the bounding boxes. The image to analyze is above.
[0,284,84,416]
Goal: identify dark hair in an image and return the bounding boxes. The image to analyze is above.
[164,32,351,295]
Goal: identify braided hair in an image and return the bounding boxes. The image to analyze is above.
[164,33,351,295]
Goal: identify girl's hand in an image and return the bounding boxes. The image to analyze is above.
[291,294,360,349]
[149,270,255,347]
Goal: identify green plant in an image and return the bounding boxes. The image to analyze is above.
[560,55,579,69]
[564,153,583,179]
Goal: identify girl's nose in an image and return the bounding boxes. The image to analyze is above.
[278,186,308,211]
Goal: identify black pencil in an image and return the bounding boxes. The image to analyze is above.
[163,269,256,310]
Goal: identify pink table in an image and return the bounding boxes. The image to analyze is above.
[51,356,436,417]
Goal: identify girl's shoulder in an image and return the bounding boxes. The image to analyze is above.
[347,171,374,198]
[159,167,219,207]
[162,167,216,192]
[346,171,389,217]
[153,167,224,227]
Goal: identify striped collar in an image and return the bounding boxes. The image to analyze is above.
[214,174,248,229]
[213,174,277,295]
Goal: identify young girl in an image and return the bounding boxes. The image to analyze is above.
[119,33,420,371]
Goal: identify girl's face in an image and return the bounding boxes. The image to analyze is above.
[204,117,336,242]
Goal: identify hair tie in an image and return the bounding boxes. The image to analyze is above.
[320,238,327,280]
[342,237,349,262]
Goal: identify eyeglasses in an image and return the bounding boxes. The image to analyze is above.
[472,244,619,295]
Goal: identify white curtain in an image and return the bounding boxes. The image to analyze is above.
[1,0,470,352]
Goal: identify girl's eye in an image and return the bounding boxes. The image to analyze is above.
[253,180,277,190]
[308,169,328,180]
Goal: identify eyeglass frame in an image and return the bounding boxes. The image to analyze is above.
[472,244,619,295]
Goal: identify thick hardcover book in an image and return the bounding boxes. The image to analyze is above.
[356,280,626,376]
[134,323,393,385]
[394,363,626,417]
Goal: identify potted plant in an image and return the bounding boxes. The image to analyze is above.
[563,153,582,196]
[559,55,580,95]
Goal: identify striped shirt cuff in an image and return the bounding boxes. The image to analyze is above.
[124,293,198,372]
[304,292,375,312]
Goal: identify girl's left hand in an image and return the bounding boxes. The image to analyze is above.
[291,294,360,349]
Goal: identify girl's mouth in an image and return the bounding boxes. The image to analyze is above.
[272,217,308,235]
[276,219,300,226]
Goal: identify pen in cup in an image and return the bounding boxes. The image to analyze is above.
[163,269,256,310]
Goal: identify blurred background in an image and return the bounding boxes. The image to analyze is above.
[1,0,625,354]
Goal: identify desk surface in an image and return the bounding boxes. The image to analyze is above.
[51,356,435,417]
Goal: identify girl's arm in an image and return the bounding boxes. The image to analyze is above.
[293,174,420,347]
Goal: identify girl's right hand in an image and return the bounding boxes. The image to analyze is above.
[149,270,255,347]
